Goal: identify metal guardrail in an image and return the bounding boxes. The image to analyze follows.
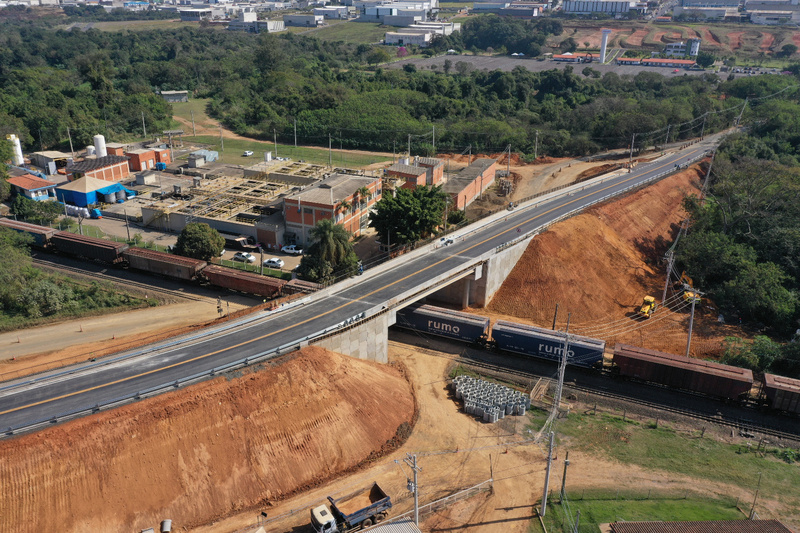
[3,151,708,438]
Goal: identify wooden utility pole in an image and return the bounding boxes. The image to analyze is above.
[541,432,555,517]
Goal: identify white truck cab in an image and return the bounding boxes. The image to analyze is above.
[311,505,337,533]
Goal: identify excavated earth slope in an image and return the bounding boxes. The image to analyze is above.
[479,164,738,356]
[0,347,415,532]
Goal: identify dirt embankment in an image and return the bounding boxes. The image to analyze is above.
[0,347,415,533]
[477,164,738,357]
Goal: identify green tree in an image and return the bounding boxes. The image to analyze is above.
[367,48,391,66]
[297,218,358,283]
[173,223,224,261]
[778,44,798,58]
[0,136,11,202]
[695,51,716,69]
[369,185,448,245]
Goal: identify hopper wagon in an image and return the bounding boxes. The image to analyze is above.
[394,304,490,344]
[491,320,606,368]
[123,247,207,281]
[51,231,128,264]
[613,344,754,401]
[202,264,287,298]
[0,218,56,248]
[762,373,800,414]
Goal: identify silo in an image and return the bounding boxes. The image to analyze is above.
[6,134,24,166]
[93,134,107,157]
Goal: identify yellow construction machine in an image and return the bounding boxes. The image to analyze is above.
[639,296,657,318]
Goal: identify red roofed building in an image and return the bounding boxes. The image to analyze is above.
[7,174,57,201]
[640,58,697,68]
[553,52,595,63]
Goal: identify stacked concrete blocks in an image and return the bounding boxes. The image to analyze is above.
[452,375,531,423]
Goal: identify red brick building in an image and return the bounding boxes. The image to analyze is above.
[385,156,444,189]
[125,148,171,171]
[443,158,497,210]
[283,173,381,246]
[65,155,130,182]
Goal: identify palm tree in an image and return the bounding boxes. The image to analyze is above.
[356,186,371,208]
[308,218,353,265]
[336,200,352,219]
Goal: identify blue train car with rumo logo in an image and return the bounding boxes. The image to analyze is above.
[394,304,490,344]
[491,320,606,368]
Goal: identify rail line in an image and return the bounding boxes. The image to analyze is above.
[32,256,214,304]
[389,338,800,443]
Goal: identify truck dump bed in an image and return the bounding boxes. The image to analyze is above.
[329,482,391,525]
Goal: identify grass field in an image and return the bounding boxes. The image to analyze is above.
[538,493,743,533]
[550,412,800,505]
[309,21,392,44]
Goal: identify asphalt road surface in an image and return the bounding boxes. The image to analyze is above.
[0,138,719,434]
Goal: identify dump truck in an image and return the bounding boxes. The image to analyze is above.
[311,482,391,533]
[639,296,657,318]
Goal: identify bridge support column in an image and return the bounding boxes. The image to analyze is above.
[312,313,389,363]
[462,279,471,309]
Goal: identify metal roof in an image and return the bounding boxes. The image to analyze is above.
[386,163,427,177]
[763,373,800,393]
[66,155,129,173]
[611,520,795,533]
[285,173,377,206]
[614,344,754,381]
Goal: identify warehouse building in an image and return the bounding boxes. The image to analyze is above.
[562,0,643,15]
[65,155,131,182]
[30,150,73,175]
[283,13,324,26]
[442,158,497,210]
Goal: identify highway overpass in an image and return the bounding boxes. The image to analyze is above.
[0,139,718,436]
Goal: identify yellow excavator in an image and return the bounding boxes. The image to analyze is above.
[639,296,657,318]
[677,271,702,304]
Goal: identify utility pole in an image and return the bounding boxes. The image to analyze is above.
[700,114,707,140]
[191,110,196,136]
[573,510,581,533]
[685,293,698,358]
[274,129,278,159]
[553,314,571,415]
[662,251,675,305]
[219,125,224,153]
[408,133,411,158]
[628,132,636,169]
[432,125,435,155]
[328,134,332,169]
[124,209,131,242]
[67,126,75,159]
[393,140,396,164]
[142,111,147,139]
[506,144,511,182]
[404,453,421,525]
[736,97,748,126]
[663,124,670,149]
[749,472,762,519]
[541,431,555,517]
[294,117,297,148]
[560,451,570,502]
[552,303,559,330]
[534,130,539,161]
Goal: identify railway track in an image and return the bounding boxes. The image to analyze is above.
[32,256,215,304]
[390,338,800,443]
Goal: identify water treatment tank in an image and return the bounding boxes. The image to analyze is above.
[93,134,107,158]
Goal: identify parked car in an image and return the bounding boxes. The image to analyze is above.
[439,237,454,246]
[263,257,285,269]
[242,150,254,157]
[233,252,257,263]
[281,245,303,255]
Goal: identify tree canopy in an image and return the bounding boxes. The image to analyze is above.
[369,186,449,245]
[173,223,224,261]
[297,218,358,283]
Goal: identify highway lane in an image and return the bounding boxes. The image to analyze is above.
[0,139,717,432]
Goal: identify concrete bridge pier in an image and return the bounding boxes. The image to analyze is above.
[311,312,390,363]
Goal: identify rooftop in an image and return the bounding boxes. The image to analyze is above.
[7,174,55,191]
[66,155,130,173]
[125,148,155,155]
[385,163,427,176]
[443,158,496,194]
[286,173,377,206]
[32,150,72,159]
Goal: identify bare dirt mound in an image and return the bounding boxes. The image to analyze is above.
[481,164,736,357]
[0,346,415,533]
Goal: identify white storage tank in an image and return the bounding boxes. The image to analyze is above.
[86,145,96,156]
[7,134,24,166]
[93,134,107,158]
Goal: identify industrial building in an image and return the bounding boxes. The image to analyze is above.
[65,155,131,182]
[159,90,189,103]
[442,158,498,211]
[673,0,740,19]
[55,176,135,207]
[662,38,701,58]
[384,156,444,189]
[29,151,73,175]
[283,13,324,26]
[228,10,286,32]
[283,173,382,245]
[561,0,644,15]
[616,57,698,68]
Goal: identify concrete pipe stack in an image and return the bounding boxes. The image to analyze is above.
[451,376,531,423]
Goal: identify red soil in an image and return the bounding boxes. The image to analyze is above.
[728,31,744,50]
[0,347,416,532]
[479,164,737,358]
[702,27,722,46]
[626,29,648,47]
[760,32,775,52]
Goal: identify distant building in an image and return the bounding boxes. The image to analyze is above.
[673,0,739,19]
[639,57,698,67]
[553,52,595,62]
[663,38,701,57]
[7,174,57,201]
[228,9,286,32]
[562,0,643,15]
[283,173,382,245]
[385,156,444,189]
[443,158,497,211]
[314,6,350,18]
[179,8,213,21]
[159,90,189,103]
[125,148,171,171]
[283,13,324,26]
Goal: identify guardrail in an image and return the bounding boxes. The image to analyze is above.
[3,150,709,438]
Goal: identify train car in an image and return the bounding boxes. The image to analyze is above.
[762,373,800,414]
[122,247,207,281]
[201,264,287,298]
[613,344,754,401]
[283,278,322,295]
[51,231,128,264]
[394,304,490,344]
[0,218,56,248]
[491,320,606,368]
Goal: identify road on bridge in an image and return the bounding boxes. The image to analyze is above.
[0,139,718,434]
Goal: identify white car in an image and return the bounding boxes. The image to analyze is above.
[242,150,254,157]
[233,252,257,263]
[439,237,454,246]
[263,258,285,269]
[281,245,303,255]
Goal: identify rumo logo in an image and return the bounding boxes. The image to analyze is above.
[428,320,460,334]
[539,344,575,357]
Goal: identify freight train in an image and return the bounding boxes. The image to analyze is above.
[394,304,800,415]
[0,218,319,299]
